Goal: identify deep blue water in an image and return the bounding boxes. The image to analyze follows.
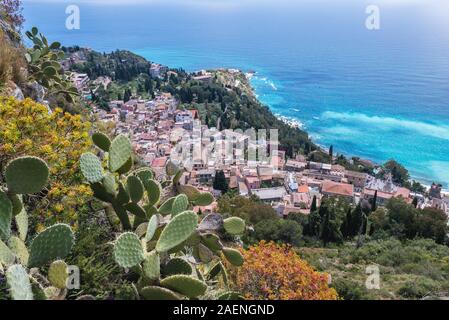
[23,0,449,187]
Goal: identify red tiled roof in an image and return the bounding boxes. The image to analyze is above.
[322,180,354,197]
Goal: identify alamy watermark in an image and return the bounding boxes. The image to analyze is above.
[365,5,380,30]
[365,265,380,290]
[66,5,80,30]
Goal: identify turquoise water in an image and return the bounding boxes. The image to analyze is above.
[23,0,449,187]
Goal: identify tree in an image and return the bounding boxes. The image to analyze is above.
[213,170,228,193]
[371,190,378,212]
[310,195,317,213]
[415,208,448,244]
[383,159,410,186]
[329,145,333,162]
[253,219,303,246]
[235,241,338,300]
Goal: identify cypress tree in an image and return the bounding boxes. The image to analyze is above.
[310,195,317,213]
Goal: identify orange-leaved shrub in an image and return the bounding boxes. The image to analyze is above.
[235,241,338,300]
[0,97,92,230]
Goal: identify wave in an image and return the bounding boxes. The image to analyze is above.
[321,111,449,141]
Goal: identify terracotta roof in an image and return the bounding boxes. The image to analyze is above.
[321,180,354,197]
[151,157,167,168]
[297,184,309,193]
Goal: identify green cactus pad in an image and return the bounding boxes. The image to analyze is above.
[217,291,245,300]
[140,286,182,300]
[8,236,29,266]
[117,157,133,175]
[201,233,223,253]
[158,197,175,215]
[124,202,146,219]
[135,222,148,238]
[117,182,130,204]
[92,132,111,152]
[126,175,144,203]
[192,192,214,206]
[102,173,117,196]
[223,217,246,235]
[173,169,184,185]
[143,251,160,280]
[80,153,104,183]
[109,134,133,172]
[113,232,145,268]
[145,214,159,241]
[146,179,162,206]
[6,264,33,300]
[15,208,28,242]
[48,260,68,289]
[90,182,115,203]
[160,275,207,298]
[8,194,23,216]
[206,261,222,280]
[163,258,192,277]
[28,224,74,268]
[0,191,12,241]
[171,194,189,216]
[165,161,179,176]
[198,243,214,263]
[156,211,198,252]
[222,248,244,267]
[177,185,200,201]
[135,168,154,189]
[5,156,49,194]
[31,278,47,300]
[0,239,15,266]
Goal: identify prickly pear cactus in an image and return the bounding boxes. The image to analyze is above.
[160,275,207,298]
[0,191,12,241]
[80,153,104,184]
[156,211,198,252]
[171,194,189,216]
[6,264,33,300]
[28,224,75,268]
[163,258,192,277]
[223,217,246,235]
[222,248,244,267]
[92,132,111,152]
[142,251,160,280]
[5,156,49,194]
[126,175,144,203]
[109,134,132,172]
[48,260,69,289]
[140,286,182,300]
[113,232,145,268]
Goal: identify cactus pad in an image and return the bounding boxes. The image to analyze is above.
[5,157,49,194]
[28,224,74,268]
[217,291,244,300]
[135,168,154,189]
[143,251,160,280]
[198,243,214,263]
[0,239,15,266]
[222,248,244,267]
[0,191,12,241]
[171,194,189,216]
[124,202,146,219]
[140,286,182,300]
[102,173,117,196]
[198,213,223,232]
[6,264,33,300]
[8,236,29,266]
[126,175,144,203]
[146,179,162,206]
[177,185,200,201]
[223,217,245,235]
[201,233,223,253]
[145,214,159,241]
[109,134,132,172]
[15,208,28,242]
[163,258,192,276]
[192,192,214,206]
[160,275,207,298]
[117,157,133,175]
[92,132,111,152]
[80,153,104,184]
[8,194,23,216]
[48,260,69,289]
[113,232,145,268]
[156,211,198,252]
[165,161,179,176]
[117,182,130,204]
[158,197,175,215]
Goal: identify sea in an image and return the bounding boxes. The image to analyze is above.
[22,0,449,188]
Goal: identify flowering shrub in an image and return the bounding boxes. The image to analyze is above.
[0,97,92,230]
[235,241,338,300]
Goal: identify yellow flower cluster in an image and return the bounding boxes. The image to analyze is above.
[235,241,338,300]
[0,97,92,229]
